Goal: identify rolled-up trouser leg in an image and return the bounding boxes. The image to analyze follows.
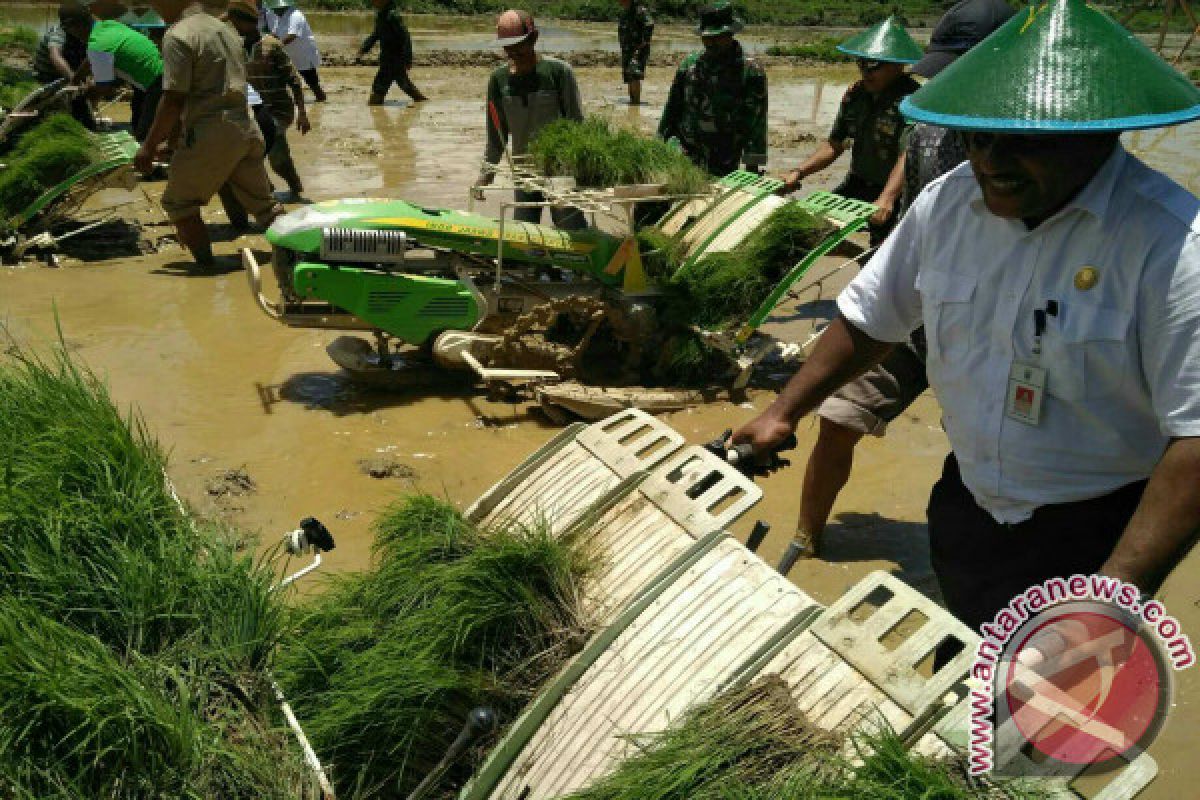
[161,115,281,225]
[267,127,303,192]
[217,183,249,229]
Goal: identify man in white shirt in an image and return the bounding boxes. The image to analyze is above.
[264,0,325,102]
[733,0,1200,631]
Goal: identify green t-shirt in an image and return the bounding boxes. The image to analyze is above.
[87,19,162,91]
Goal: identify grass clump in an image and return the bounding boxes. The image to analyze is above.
[0,345,310,798]
[530,115,711,195]
[561,676,1047,800]
[0,26,39,57]
[278,494,596,798]
[0,113,94,224]
[766,35,848,62]
[0,64,37,110]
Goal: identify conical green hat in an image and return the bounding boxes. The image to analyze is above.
[901,0,1200,131]
[837,16,924,64]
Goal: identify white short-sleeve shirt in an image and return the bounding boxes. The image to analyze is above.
[269,8,320,71]
[837,144,1200,524]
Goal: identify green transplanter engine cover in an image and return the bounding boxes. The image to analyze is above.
[266,198,624,278]
[292,264,481,344]
[266,198,632,345]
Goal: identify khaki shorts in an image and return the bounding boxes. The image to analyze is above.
[817,330,928,436]
[161,111,280,223]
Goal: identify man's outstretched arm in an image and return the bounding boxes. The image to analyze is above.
[732,314,895,453]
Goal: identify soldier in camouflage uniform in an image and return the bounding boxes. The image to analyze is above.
[359,0,428,105]
[657,1,766,177]
[616,0,653,105]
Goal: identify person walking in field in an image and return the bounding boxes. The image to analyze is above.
[616,0,653,105]
[264,0,326,102]
[358,0,428,106]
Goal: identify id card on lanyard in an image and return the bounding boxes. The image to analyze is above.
[1005,306,1053,426]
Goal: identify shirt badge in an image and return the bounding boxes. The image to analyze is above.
[1074,266,1099,291]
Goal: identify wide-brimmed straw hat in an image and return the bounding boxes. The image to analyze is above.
[901,0,1200,132]
[223,0,259,22]
[836,16,924,64]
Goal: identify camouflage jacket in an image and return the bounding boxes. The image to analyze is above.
[617,1,654,53]
[657,42,767,176]
[243,33,303,125]
[361,1,412,64]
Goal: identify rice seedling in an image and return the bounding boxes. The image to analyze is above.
[560,677,1049,800]
[278,494,596,798]
[0,344,311,798]
[529,115,711,195]
[0,64,37,110]
[735,203,832,283]
[560,677,842,800]
[0,113,94,222]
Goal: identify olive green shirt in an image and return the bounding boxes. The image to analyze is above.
[162,3,248,126]
[829,74,919,187]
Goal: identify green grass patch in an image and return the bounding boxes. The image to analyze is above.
[0,113,94,225]
[0,63,37,110]
[277,494,596,798]
[560,676,1047,799]
[530,115,711,195]
[0,26,39,56]
[0,344,309,797]
[766,35,848,61]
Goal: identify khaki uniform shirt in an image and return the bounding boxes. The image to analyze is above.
[162,3,248,127]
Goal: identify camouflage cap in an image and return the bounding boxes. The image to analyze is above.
[837,16,924,64]
[901,0,1200,132]
[696,1,744,37]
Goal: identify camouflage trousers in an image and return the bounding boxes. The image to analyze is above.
[621,45,650,82]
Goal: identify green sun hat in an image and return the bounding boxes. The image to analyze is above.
[121,9,166,29]
[836,16,924,64]
[264,0,294,11]
[901,0,1200,132]
[696,1,745,37]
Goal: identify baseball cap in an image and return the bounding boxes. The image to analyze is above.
[914,0,1017,78]
[496,9,537,47]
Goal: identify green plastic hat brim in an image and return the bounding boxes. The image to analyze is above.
[837,16,923,64]
[901,0,1200,132]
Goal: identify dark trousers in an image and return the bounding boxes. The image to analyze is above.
[218,105,277,229]
[132,75,163,142]
[832,173,893,247]
[927,454,1146,633]
[371,59,423,100]
[297,67,324,99]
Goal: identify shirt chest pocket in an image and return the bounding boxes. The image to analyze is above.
[917,269,977,366]
[1042,302,1131,400]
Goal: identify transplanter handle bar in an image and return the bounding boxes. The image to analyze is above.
[703,429,798,477]
[277,517,337,590]
[405,707,498,800]
[273,679,337,799]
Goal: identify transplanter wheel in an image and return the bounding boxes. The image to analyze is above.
[489,296,647,383]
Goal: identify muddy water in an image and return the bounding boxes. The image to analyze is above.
[5,53,1200,796]
[0,4,855,56]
